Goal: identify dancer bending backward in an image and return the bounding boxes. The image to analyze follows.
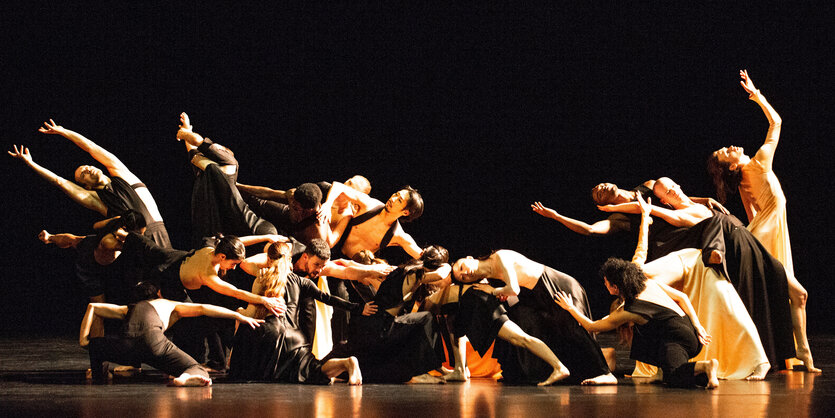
[451,251,616,385]
[81,282,263,386]
[9,119,171,247]
[598,177,796,367]
[556,194,719,388]
[229,241,370,384]
[707,70,818,372]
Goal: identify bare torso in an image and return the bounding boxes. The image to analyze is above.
[178,247,218,290]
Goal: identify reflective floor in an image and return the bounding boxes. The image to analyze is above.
[1,335,833,417]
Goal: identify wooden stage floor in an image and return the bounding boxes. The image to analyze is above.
[1,334,833,417]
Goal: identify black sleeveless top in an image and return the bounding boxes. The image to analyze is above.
[372,266,422,311]
[623,298,701,365]
[98,177,153,221]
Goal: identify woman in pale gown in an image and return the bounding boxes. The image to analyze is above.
[707,70,818,372]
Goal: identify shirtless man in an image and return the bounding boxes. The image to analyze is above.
[9,120,171,247]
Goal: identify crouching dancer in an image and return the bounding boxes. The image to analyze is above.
[80,282,263,386]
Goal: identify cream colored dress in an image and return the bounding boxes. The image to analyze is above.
[632,249,769,379]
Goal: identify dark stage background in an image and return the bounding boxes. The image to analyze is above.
[2,4,833,334]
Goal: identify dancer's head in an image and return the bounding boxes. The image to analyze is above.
[294,238,330,278]
[385,186,424,222]
[707,146,746,204]
[452,256,483,283]
[131,281,161,302]
[420,245,449,271]
[599,258,646,303]
[293,183,323,213]
[257,241,293,312]
[344,175,371,194]
[74,165,108,190]
[214,234,246,271]
[652,177,689,208]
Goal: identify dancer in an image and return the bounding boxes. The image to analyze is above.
[599,177,796,367]
[9,119,170,247]
[452,250,616,385]
[707,70,818,372]
[229,241,365,384]
[81,282,263,386]
[556,194,718,388]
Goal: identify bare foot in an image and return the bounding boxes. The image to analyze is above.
[708,250,724,265]
[745,362,770,381]
[705,359,719,389]
[538,366,570,386]
[408,373,445,384]
[443,368,469,382]
[113,365,141,377]
[797,348,822,373]
[172,373,212,387]
[347,357,363,385]
[581,373,618,385]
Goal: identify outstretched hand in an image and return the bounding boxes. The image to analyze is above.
[238,316,264,329]
[369,263,396,279]
[739,69,757,96]
[37,119,65,135]
[531,201,559,219]
[554,291,574,311]
[636,193,652,218]
[38,230,52,244]
[362,302,378,316]
[179,112,192,131]
[263,297,287,317]
[8,144,33,164]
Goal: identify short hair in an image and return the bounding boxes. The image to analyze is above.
[214,234,246,260]
[294,183,323,209]
[304,238,331,260]
[401,186,424,223]
[131,281,160,302]
[599,257,646,303]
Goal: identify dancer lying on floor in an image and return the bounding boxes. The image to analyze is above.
[450,250,616,385]
[80,282,263,386]
[229,241,366,384]
[707,70,818,373]
[556,195,719,389]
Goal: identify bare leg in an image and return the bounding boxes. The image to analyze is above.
[694,359,719,389]
[601,347,617,373]
[787,278,820,373]
[321,357,362,385]
[746,362,771,381]
[497,321,570,386]
[444,335,469,382]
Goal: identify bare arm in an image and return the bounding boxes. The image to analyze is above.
[324,212,352,247]
[237,234,289,247]
[489,251,521,297]
[38,120,136,182]
[321,259,395,282]
[600,201,704,228]
[532,201,628,235]
[655,281,711,345]
[631,194,652,266]
[235,183,290,202]
[554,291,631,333]
[79,303,128,346]
[740,70,782,171]
[9,145,107,215]
[173,303,263,329]
[39,230,85,248]
[202,274,286,317]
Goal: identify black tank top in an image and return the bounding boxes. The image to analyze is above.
[98,177,153,222]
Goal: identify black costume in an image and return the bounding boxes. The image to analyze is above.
[453,285,509,356]
[98,176,171,248]
[240,181,331,242]
[494,267,610,385]
[341,266,445,383]
[227,272,362,383]
[87,300,208,383]
[624,299,708,388]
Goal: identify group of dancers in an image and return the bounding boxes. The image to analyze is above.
[10,70,819,388]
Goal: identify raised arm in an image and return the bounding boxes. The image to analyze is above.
[9,145,107,215]
[79,303,128,346]
[532,201,629,235]
[631,194,652,266]
[554,291,630,333]
[655,281,711,345]
[38,120,136,182]
[740,70,782,170]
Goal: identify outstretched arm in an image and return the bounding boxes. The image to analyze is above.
[532,201,629,235]
[599,201,700,228]
[235,183,290,202]
[237,234,289,247]
[39,230,85,248]
[201,274,287,317]
[740,70,782,171]
[321,259,396,283]
[173,302,263,329]
[631,194,652,266]
[554,291,629,333]
[9,145,107,215]
[79,303,128,346]
[38,120,137,183]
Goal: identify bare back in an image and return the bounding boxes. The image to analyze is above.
[178,247,219,290]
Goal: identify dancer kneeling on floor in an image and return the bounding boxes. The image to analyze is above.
[80,282,263,386]
[556,195,719,389]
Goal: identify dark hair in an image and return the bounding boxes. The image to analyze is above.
[214,234,246,260]
[304,238,331,260]
[400,186,424,223]
[131,281,160,302]
[399,244,449,275]
[294,183,323,210]
[707,153,742,204]
[599,258,646,303]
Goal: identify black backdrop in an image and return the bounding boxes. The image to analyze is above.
[2,3,833,334]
